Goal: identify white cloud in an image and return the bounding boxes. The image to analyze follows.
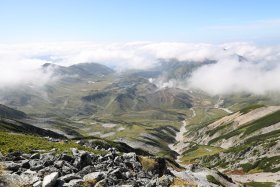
[0,42,280,95]
[188,56,280,95]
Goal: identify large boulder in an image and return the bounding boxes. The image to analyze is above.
[42,172,59,187]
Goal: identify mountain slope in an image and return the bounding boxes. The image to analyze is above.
[178,105,280,175]
[0,104,27,119]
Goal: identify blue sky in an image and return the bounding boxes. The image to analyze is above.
[1,0,280,43]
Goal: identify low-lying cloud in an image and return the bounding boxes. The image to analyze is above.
[188,56,280,95]
[1,42,280,95]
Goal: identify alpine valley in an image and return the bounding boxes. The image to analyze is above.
[1,59,280,187]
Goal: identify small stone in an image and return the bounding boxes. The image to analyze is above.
[122,153,137,161]
[76,165,95,177]
[30,153,40,159]
[33,180,42,187]
[64,179,83,187]
[71,148,79,157]
[21,160,30,169]
[83,171,104,181]
[158,175,174,186]
[29,160,44,171]
[59,154,74,163]
[54,160,64,168]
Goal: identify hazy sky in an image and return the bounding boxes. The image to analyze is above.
[1,0,280,44]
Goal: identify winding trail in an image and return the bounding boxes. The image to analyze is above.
[168,120,188,155]
[214,96,233,114]
[168,108,196,163]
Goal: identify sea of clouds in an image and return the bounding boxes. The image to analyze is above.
[1,42,280,95]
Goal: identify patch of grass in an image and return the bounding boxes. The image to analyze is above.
[170,178,197,187]
[206,175,224,186]
[0,131,105,155]
[240,156,280,173]
[208,129,240,145]
[239,104,265,114]
[207,122,232,137]
[244,130,280,145]
[82,179,98,187]
[181,145,223,164]
[244,181,275,187]
[187,108,227,130]
[139,156,157,171]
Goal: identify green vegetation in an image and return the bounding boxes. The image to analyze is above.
[244,130,280,145]
[188,108,227,128]
[239,104,265,114]
[181,145,223,164]
[206,175,224,186]
[0,131,105,155]
[171,178,197,187]
[208,110,280,145]
[206,122,232,137]
[242,110,280,137]
[244,182,275,187]
[240,156,280,173]
[138,156,157,171]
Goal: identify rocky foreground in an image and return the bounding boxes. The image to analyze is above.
[0,139,239,187]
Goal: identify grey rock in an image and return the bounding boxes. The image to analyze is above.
[77,165,95,177]
[123,171,132,179]
[94,179,106,187]
[113,155,123,163]
[147,177,158,187]
[41,152,55,161]
[54,160,65,168]
[71,148,79,157]
[4,161,21,172]
[103,153,114,161]
[110,168,123,179]
[73,152,92,169]
[83,171,105,181]
[0,173,22,186]
[6,151,23,161]
[59,173,81,183]
[38,166,60,177]
[21,159,30,169]
[33,180,42,187]
[158,175,174,186]
[59,154,74,163]
[20,169,41,185]
[61,165,74,175]
[22,153,31,159]
[54,179,65,187]
[43,160,54,167]
[122,153,137,161]
[42,172,59,187]
[30,153,40,159]
[29,159,44,171]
